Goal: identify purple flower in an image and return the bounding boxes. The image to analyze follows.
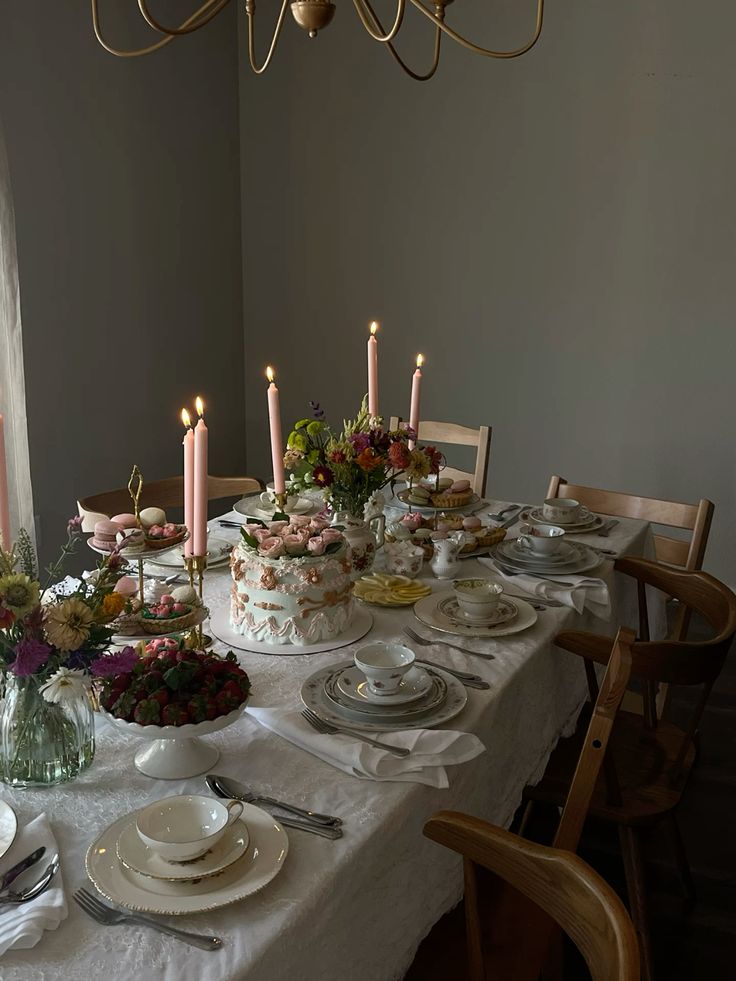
[348,433,371,454]
[308,401,325,420]
[10,639,52,677]
[90,646,139,677]
[67,515,84,534]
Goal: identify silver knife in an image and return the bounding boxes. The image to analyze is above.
[498,507,524,529]
[0,846,45,894]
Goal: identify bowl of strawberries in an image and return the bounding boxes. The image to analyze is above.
[99,640,251,779]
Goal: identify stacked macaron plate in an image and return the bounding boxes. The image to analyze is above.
[88,507,188,558]
[397,477,479,512]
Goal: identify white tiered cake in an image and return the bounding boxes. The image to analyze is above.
[230,518,354,646]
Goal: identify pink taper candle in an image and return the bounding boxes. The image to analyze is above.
[367,321,379,418]
[408,354,424,449]
[192,397,208,557]
[0,415,10,549]
[266,367,286,495]
[181,409,195,558]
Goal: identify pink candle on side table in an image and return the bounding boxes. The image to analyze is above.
[181,409,195,558]
[408,354,424,449]
[367,321,379,418]
[192,396,208,557]
[266,366,286,496]
[0,415,10,549]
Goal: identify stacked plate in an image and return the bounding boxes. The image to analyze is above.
[301,661,468,732]
[414,591,538,638]
[523,506,603,533]
[147,537,232,570]
[491,538,602,577]
[85,802,288,915]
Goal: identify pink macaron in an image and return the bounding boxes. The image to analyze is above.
[111,513,138,528]
[92,519,124,552]
[450,479,471,494]
[462,515,482,531]
[114,576,138,598]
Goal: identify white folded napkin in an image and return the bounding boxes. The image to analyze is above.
[246,706,485,788]
[478,558,612,619]
[0,813,66,956]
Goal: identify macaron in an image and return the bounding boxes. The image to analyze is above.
[450,479,471,493]
[139,506,167,530]
[114,576,138,598]
[171,584,200,607]
[92,519,124,552]
[437,477,453,491]
[117,528,145,552]
[462,516,482,531]
[111,513,138,528]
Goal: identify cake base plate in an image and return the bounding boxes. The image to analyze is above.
[209,606,374,656]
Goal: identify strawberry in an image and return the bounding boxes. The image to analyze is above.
[204,697,218,721]
[221,680,243,701]
[133,698,161,725]
[216,690,240,715]
[187,696,207,724]
[150,689,169,708]
[162,703,189,726]
[144,670,165,693]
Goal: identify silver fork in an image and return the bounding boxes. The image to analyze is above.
[300,707,410,757]
[487,504,521,522]
[73,888,223,950]
[404,626,495,661]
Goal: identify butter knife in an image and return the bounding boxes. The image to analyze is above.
[0,846,45,894]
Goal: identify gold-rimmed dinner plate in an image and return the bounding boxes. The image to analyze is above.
[414,591,538,638]
[0,801,18,862]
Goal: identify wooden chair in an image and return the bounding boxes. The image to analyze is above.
[523,558,736,981]
[546,476,713,573]
[77,475,263,532]
[424,628,636,981]
[388,417,491,496]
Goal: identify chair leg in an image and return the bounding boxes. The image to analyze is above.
[517,800,535,839]
[463,858,485,981]
[664,812,696,909]
[618,826,655,981]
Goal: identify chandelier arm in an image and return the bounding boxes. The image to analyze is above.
[136,0,233,37]
[408,0,544,59]
[359,0,441,81]
[91,0,221,56]
[246,0,290,75]
[351,0,405,44]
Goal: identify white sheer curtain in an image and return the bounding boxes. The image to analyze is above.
[0,118,34,545]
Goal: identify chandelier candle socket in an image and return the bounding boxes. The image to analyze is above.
[266,367,286,500]
[181,409,194,559]
[409,354,424,449]
[193,397,208,558]
[367,321,379,419]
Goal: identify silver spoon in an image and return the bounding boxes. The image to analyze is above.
[206,774,341,828]
[0,855,60,911]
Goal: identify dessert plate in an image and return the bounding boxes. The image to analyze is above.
[116,818,249,882]
[436,596,518,628]
[353,574,431,608]
[394,490,483,514]
[87,534,190,562]
[414,591,538,638]
[111,605,208,644]
[233,496,316,519]
[0,801,18,862]
[504,541,577,565]
[335,665,432,706]
[86,803,288,915]
[303,663,466,731]
[491,542,603,577]
[524,508,603,532]
[146,538,232,570]
[210,605,373,657]
[324,670,448,722]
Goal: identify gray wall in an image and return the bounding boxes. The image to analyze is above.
[239,1,736,580]
[0,4,246,564]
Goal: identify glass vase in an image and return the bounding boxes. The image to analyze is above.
[0,674,95,787]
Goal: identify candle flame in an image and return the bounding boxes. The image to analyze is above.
[181,408,191,428]
[369,321,378,336]
[195,396,204,417]
[416,353,424,368]
[266,365,275,383]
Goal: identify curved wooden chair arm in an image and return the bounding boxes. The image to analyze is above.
[556,631,614,666]
[424,812,640,981]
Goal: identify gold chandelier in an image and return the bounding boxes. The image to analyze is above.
[91,0,545,81]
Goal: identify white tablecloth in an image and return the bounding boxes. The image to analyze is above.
[0,505,661,981]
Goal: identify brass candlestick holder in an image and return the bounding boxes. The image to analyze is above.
[274,491,288,512]
[184,553,209,648]
[127,464,146,605]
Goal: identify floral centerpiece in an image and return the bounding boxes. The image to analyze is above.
[238,514,344,560]
[283,397,443,518]
[0,518,136,787]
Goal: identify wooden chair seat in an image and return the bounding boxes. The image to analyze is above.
[527,708,696,827]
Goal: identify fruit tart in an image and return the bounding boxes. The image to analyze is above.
[139,594,201,635]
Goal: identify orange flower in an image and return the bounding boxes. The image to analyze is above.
[100,592,126,619]
[355,448,382,471]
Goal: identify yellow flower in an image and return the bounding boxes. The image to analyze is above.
[99,592,125,619]
[0,574,40,618]
[44,597,94,652]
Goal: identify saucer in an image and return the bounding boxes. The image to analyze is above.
[335,665,432,706]
[116,817,250,882]
[507,540,576,564]
[525,508,603,532]
[438,596,518,627]
[414,591,537,638]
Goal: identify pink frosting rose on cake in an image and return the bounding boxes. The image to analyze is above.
[320,528,343,545]
[307,535,327,556]
[259,536,285,558]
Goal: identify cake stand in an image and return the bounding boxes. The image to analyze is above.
[101,705,246,779]
[209,605,374,657]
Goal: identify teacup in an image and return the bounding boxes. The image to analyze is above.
[542,498,581,524]
[136,794,244,863]
[354,643,415,696]
[516,523,565,556]
[384,541,424,578]
[260,484,299,512]
[453,579,503,622]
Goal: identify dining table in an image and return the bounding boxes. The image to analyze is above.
[0,499,666,981]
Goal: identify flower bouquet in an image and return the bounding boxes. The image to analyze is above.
[283,397,443,519]
[0,518,134,787]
